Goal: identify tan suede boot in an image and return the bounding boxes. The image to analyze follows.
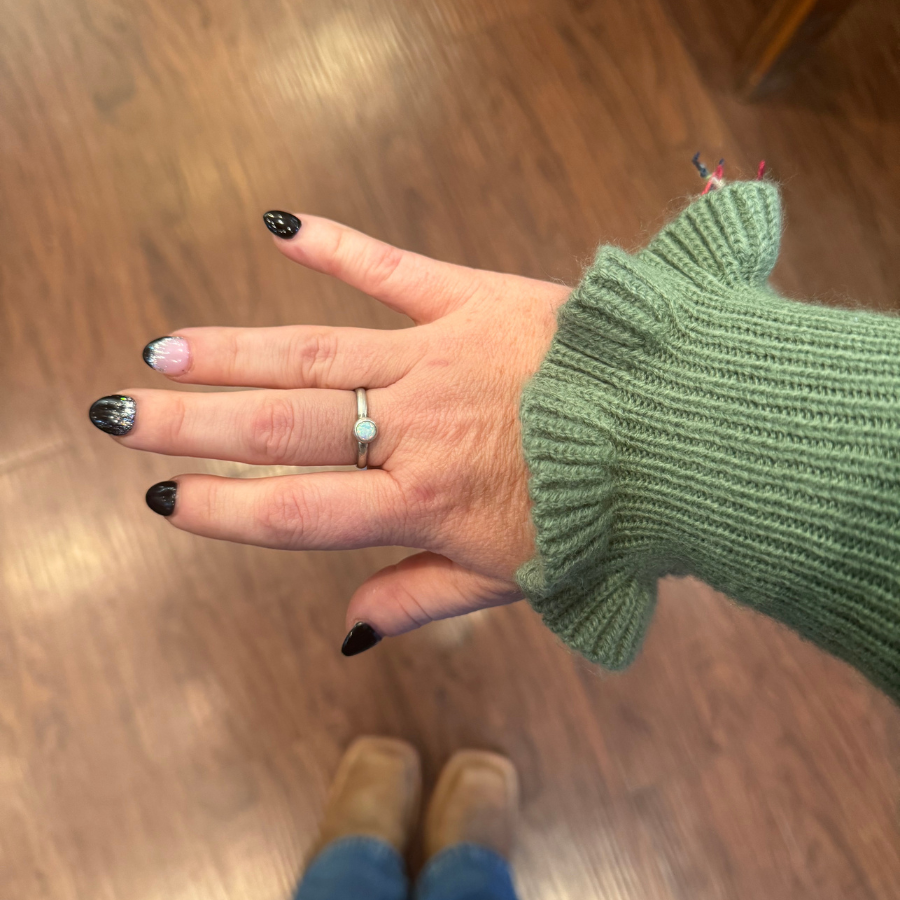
[423,750,519,861]
[311,736,422,858]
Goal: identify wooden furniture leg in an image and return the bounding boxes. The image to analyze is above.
[738,0,857,98]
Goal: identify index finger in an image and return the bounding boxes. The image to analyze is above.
[263,213,491,324]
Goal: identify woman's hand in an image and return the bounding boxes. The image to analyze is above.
[92,214,569,645]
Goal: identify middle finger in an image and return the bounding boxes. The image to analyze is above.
[144,325,418,389]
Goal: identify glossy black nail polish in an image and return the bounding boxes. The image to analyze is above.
[146,481,177,517]
[89,395,136,435]
[143,337,166,368]
[341,622,382,657]
[263,210,301,238]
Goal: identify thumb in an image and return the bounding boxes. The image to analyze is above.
[341,552,521,655]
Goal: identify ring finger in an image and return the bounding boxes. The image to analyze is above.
[90,387,395,467]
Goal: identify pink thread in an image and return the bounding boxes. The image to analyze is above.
[757,159,766,179]
[700,160,725,195]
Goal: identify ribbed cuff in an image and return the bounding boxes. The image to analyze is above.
[517,181,900,698]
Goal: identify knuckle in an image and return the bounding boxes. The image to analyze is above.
[403,479,442,516]
[195,477,220,522]
[388,572,434,629]
[327,226,348,274]
[165,393,189,446]
[223,330,242,380]
[361,242,405,293]
[291,329,339,384]
[247,395,298,464]
[394,474,449,543]
[258,484,318,544]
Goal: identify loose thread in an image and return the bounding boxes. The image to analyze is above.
[757,159,766,180]
[691,152,709,178]
[700,159,725,195]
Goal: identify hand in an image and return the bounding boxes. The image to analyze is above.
[97,214,569,643]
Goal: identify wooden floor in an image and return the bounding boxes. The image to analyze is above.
[2,0,899,897]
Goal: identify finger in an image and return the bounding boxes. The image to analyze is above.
[344,552,520,639]
[144,325,419,389]
[265,213,489,324]
[113,387,394,467]
[159,471,405,550]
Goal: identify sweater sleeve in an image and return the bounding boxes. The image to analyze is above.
[516,180,900,700]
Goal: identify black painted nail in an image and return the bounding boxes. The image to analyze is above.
[263,210,301,239]
[89,395,136,435]
[341,622,382,657]
[143,337,166,368]
[146,481,177,517]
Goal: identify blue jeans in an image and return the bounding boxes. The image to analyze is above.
[294,836,519,900]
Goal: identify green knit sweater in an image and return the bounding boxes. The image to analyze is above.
[517,180,900,701]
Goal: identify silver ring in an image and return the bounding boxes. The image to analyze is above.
[353,388,378,469]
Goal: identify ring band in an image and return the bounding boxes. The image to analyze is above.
[353,388,378,469]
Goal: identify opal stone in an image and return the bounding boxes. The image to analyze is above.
[354,418,377,443]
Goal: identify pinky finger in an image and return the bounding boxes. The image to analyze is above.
[342,552,520,652]
[155,471,405,550]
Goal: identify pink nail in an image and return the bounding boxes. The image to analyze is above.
[142,336,191,375]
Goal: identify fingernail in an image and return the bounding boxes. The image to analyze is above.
[89,395,136,435]
[146,481,177,516]
[341,622,382,657]
[263,210,301,239]
[143,336,190,375]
